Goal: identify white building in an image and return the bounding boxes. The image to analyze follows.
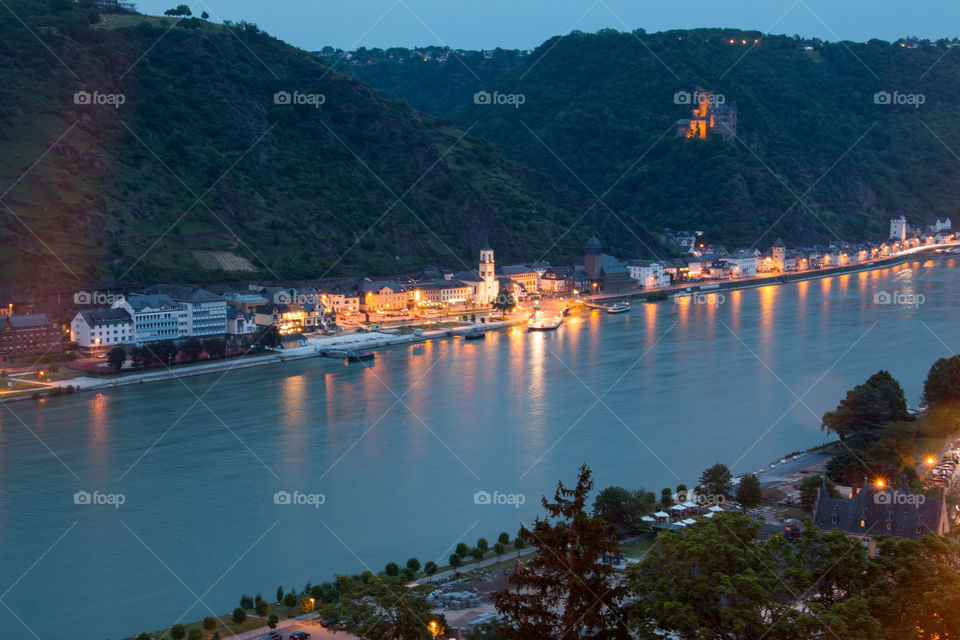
[890,216,907,240]
[627,260,670,289]
[724,251,757,277]
[142,284,227,337]
[70,308,134,354]
[454,246,500,306]
[226,306,257,336]
[113,294,187,345]
[935,218,952,232]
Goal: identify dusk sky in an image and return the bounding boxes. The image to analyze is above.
[135,0,960,52]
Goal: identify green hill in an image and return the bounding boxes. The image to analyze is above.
[355,28,960,248]
[0,2,664,290]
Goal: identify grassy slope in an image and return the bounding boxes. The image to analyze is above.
[0,3,664,291]
[356,28,960,248]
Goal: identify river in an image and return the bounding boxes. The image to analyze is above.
[1,257,957,639]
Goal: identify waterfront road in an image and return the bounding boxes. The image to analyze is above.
[756,451,833,488]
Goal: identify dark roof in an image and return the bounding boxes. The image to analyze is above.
[813,484,947,540]
[453,270,482,282]
[142,284,224,303]
[586,236,602,249]
[77,308,132,326]
[599,255,627,275]
[773,237,785,247]
[0,314,55,330]
[123,294,180,312]
[500,265,534,276]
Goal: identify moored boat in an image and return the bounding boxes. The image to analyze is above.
[605,302,631,314]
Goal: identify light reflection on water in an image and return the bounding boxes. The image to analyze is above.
[0,258,958,640]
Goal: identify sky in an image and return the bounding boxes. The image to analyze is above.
[135,0,960,52]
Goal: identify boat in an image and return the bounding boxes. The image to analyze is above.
[528,319,563,332]
[605,302,631,314]
[323,349,375,362]
[463,329,486,340]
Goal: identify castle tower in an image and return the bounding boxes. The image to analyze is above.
[772,237,785,271]
[585,237,602,281]
[478,244,498,306]
[890,216,907,240]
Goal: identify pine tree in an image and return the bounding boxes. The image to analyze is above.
[492,463,629,640]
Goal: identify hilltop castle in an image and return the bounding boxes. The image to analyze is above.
[676,89,737,142]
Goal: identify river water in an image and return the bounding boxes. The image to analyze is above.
[2,258,957,639]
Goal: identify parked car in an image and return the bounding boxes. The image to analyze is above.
[290,633,311,640]
[320,617,339,628]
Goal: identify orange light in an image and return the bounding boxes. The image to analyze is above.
[927,456,936,465]
[875,479,885,488]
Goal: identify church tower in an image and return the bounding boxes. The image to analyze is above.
[772,237,785,271]
[478,245,498,305]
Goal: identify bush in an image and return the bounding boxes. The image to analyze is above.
[170,624,186,640]
[384,562,400,576]
[232,608,247,623]
[255,599,270,616]
[188,629,202,640]
[283,592,297,607]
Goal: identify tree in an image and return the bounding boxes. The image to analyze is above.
[267,614,278,630]
[202,617,217,633]
[164,4,192,16]
[466,622,501,640]
[276,586,284,603]
[593,485,634,523]
[471,547,484,568]
[494,542,506,561]
[449,554,461,569]
[476,537,489,553]
[498,531,510,545]
[513,537,525,554]
[735,473,763,511]
[188,630,202,640]
[625,512,877,639]
[170,624,186,640]
[491,291,517,314]
[423,561,437,579]
[251,325,281,351]
[201,10,209,19]
[675,483,688,501]
[492,464,630,640]
[822,370,910,449]
[659,487,673,508]
[283,592,297,607]
[923,355,960,407]
[147,340,179,366]
[799,475,840,512]
[455,542,469,557]
[698,463,733,498]
[406,557,421,573]
[106,346,126,370]
[329,574,442,640]
[401,567,416,581]
[255,599,270,617]
[384,562,400,576]
[180,337,204,361]
[203,337,227,358]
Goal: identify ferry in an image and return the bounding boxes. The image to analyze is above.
[606,302,631,314]
[463,329,486,340]
[527,300,563,331]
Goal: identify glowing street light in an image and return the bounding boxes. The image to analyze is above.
[875,479,885,489]
[926,456,936,465]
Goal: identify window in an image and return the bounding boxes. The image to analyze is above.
[886,522,892,531]
[860,520,866,528]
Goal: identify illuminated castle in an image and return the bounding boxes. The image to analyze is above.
[676,89,737,142]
